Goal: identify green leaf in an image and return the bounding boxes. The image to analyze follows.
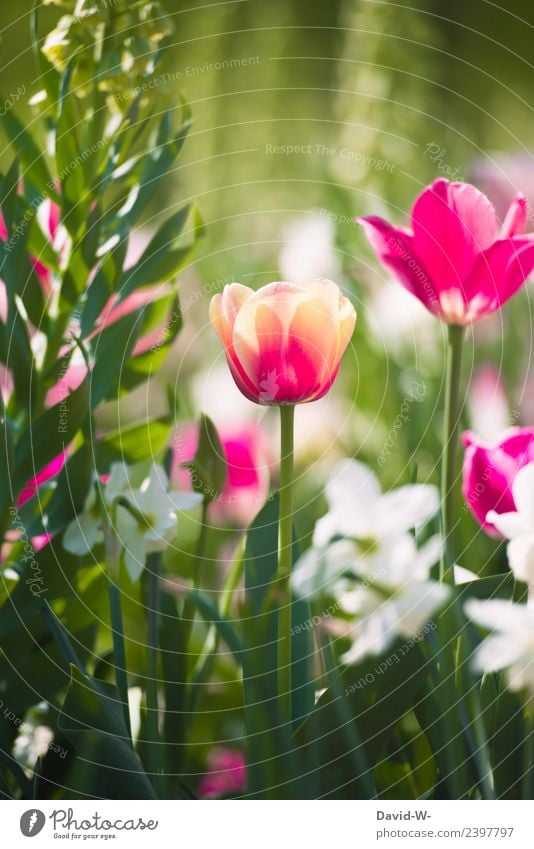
[188,589,242,661]
[456,573,521,602]
[55,67,92,236]
[94,416,171,471]
[59,666,157,799]
[0,111,56,201]
[89,310,141,406]
[241,496,314,796]
[119,204,202,296]
[159,590,188,779]
[0,400,15,513]
[297,639,429,798]
[13,375,90,494]
[0,621,96,716]
[31,0,61,109]
[187,414,227,503]
[117,105,192,227]
[20,444,93,538]
[79,229,129,336]
[105,293,182,396]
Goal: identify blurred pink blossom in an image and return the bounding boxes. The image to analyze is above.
[197,747,246,799]
[172,421,270,525]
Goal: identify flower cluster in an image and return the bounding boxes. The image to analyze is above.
[291,459,448,663]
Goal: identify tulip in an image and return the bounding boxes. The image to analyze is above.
[210,278,355,722]
[462,427,534,535]
[359,178,534,326]
[360,178,534,585]
[209,279,356,405]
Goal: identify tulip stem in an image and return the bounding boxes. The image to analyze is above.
[440,323,465,584]
[278,404,295,725]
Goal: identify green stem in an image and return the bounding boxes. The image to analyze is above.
[277,404,295,724]
[182,498,210,647]
[107,581,132,745]
[440,323,465,584]
[145,552,165,797]
[188,538,245,717]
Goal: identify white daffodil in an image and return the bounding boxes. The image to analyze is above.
[115,463,202,581]
[313,458,439,549]
[338,534,449,664]
[63,463,202,580]
[486,463,534,591]
[465,598,534,700]
[292,458,447,665]
[63,462,131,556]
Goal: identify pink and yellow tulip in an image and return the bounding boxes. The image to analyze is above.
[209,279,356,405]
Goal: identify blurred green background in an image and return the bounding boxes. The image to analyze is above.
[1,0,533,570]
[3,0,534,271]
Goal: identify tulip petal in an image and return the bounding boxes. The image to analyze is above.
[210,284,260,401]
[499,193,527,238]
[359,216,439,312]
[465,237,534,309]
[412,179,498,290]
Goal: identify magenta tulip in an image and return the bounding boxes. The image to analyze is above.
[359,178,534,325]
[462,427,534,534]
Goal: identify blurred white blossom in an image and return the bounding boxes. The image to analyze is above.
[313,458,439,548]
[465,598,534,700]
[487,463,534,592]
[279,212,341,285]
[63,462,202,581]
[115,463,202,581]
[292,459,447,663]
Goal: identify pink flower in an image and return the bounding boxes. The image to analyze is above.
[197,747,246,799]
[462,427,534,534]
[17,452,68,507]
[359,178,534,325]
[172,422,270,524]
[210,280,356,405]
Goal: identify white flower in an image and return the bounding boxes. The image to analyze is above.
[465,598,534,699]
[63,462,131,556]
[338,535,449,664]
[291,458,447,664]
[63,462,202,580]
[486,463,534,590]
[115,463,202,581]
[313,458,439,548]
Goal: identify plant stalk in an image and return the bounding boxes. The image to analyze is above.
[277,404,295,724]
[440,323,465,584]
